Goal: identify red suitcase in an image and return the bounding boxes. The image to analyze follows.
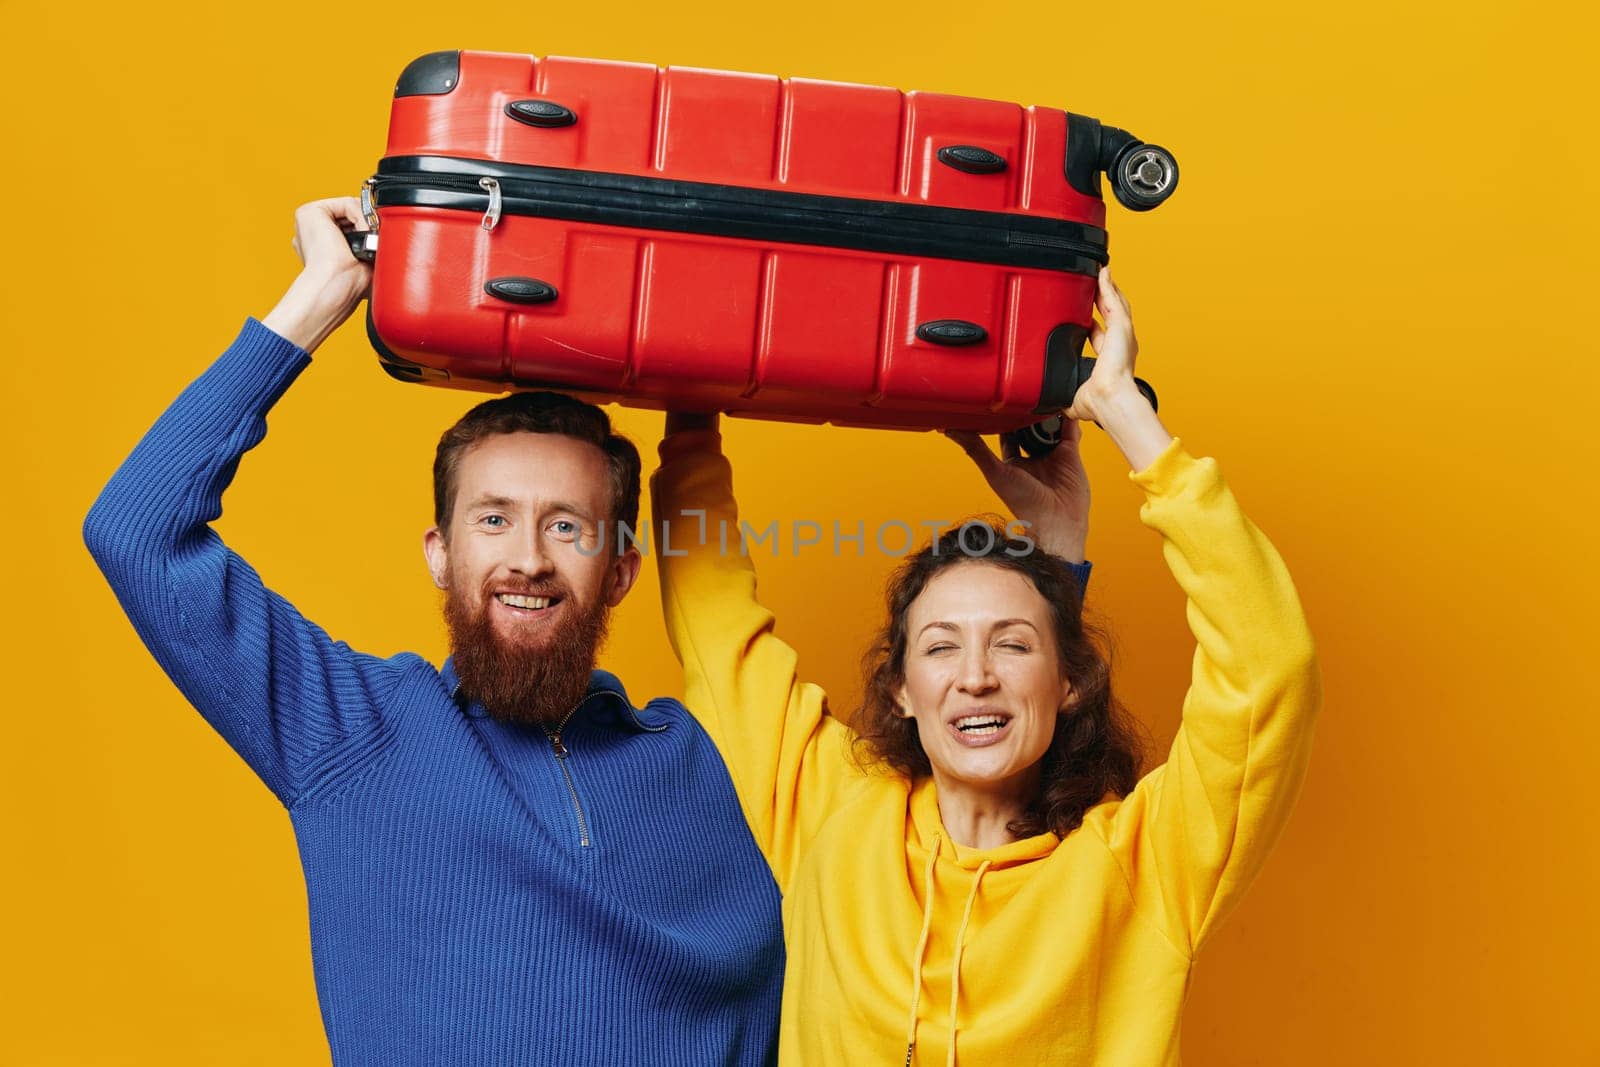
[357,49,1175,449]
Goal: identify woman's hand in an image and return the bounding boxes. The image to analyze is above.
[261,197,374,354]
[945,419,1090,563]
[1068,268,1174,473]
[1067,267,1140,426]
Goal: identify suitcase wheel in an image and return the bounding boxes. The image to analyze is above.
[1108,143,1179,211]
[1005,416,1064,458]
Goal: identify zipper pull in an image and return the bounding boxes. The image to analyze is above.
[479,177,503,231]
[360,177,380,233]
[550,733,568,758]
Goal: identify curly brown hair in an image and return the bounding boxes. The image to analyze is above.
[854,520,1145,839]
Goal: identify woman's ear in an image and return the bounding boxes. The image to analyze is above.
[895,684,915,719]
[1058,676,1076,715]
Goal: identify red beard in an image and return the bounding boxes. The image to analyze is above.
[442,574,611,727]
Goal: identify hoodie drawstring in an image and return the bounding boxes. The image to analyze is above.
[945,859,991,1067]
[904,834,941,1067]
[903,832,992,1067]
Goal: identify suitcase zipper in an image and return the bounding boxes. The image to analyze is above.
[368,155,1108,275]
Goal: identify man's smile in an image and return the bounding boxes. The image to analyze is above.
[488,590,569,630]
[495,593,556,612]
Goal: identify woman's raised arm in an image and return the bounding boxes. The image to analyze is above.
[1074,269,1322,957]
[651,417,862,891]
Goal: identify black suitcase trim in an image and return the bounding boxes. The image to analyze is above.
[395,52,461,98]
[366,305,449,385]
[369,155,1109,276]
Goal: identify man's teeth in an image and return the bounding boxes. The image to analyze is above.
[955,715,1009,734]
[496,594,551,610]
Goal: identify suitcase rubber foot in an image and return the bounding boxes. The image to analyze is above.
[506,100,578,128]
[937,145,1008,174]
[916,319,988,346]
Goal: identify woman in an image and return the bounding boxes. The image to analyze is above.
[651,270,1320,1065]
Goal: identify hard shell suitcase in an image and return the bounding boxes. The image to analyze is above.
[357,49,1176,448]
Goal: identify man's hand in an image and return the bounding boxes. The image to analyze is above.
[261,197,373,354]
[945,419,1090,563]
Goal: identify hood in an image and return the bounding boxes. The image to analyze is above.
[901,777,1061,1065]
[907,776,1061,870]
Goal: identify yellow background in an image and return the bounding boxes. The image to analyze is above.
[5,0,1596,1062]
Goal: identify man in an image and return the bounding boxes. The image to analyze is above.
[83,198,783,1066]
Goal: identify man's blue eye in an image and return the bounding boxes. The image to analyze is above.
[483,515,506,527]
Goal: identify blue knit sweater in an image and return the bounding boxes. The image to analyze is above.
[83,319,785,1066]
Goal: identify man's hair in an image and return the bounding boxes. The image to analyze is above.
[432,392,641,544]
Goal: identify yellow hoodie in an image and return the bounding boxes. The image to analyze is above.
[652,431,1320,1066]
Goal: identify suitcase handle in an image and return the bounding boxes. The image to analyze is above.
[1009,366,1156,457]
[346,229,378,262]
[1071,355,1158,412]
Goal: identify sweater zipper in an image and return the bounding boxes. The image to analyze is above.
[367,155,1109,275]
[455,679,594,849]
[543,706,592,849]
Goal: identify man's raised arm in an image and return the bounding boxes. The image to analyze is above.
[83,199,409,805]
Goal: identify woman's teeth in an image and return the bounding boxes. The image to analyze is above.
[955,715,1008,734]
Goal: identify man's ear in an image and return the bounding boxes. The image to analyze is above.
[604,545,643,608]
[423,526,449,590]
